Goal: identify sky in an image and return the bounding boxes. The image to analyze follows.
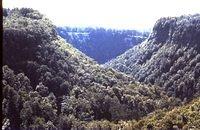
[3,0,200,31]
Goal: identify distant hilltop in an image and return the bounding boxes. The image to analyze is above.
[56,26,149,63]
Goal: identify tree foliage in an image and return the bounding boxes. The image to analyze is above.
[105,14,200,100]
[2,8,199,129]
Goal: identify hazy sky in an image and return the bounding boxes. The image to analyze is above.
[3,0,200,30]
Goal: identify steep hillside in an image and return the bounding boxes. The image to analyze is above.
[104,14,200,100]
[69,97,200,129]
[57,27,148,63]
[2,8,177,129]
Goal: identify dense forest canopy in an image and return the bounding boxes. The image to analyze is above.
[2,8,200,130]
[105,14,200,100]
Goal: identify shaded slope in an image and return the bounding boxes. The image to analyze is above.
[2,8,179,129]
[76,97,200,130]
[104,14,200,100]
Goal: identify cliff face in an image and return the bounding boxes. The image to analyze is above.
[149,14,200,45]
[104,14,200,100]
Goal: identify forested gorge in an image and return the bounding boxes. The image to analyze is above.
[2,8,200,129]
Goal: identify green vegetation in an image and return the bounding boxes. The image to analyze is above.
[2,8,200,129]
[105,14,200,100]
[73,98,200,129]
